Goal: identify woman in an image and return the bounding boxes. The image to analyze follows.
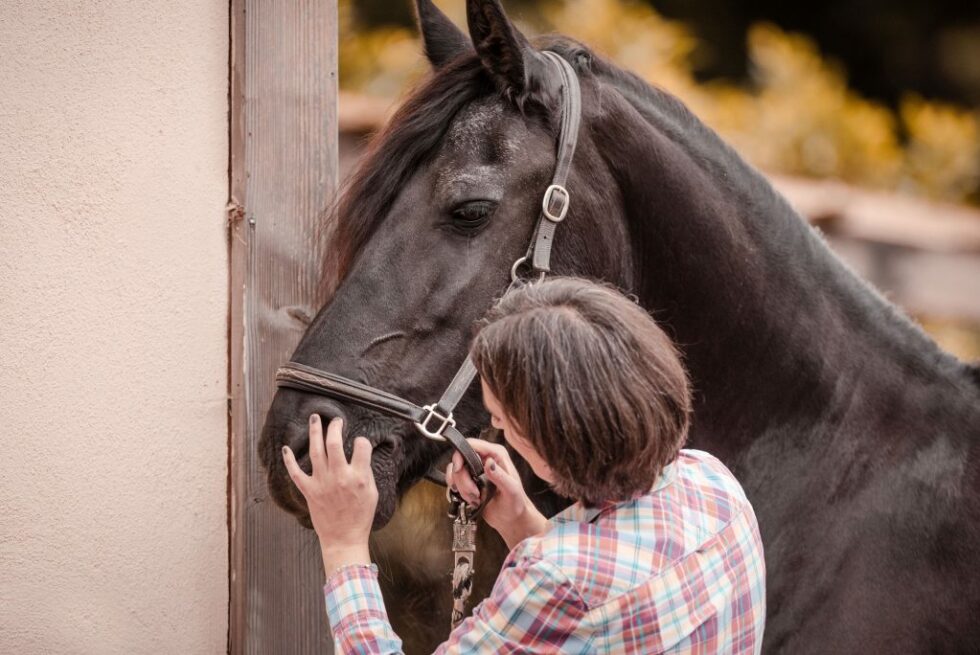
[282,277,766,653]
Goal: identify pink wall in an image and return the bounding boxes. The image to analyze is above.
[0,1,229,652]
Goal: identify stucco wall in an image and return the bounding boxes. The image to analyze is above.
[0,2,228,653]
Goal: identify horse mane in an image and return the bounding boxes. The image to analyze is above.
[326,56,491,295]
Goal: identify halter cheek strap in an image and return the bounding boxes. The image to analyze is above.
[530,51,581,274]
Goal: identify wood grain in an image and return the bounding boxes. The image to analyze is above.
[229,1,338,652]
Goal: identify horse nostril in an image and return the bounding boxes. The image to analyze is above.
[305,399,348,427]
[287,404,350,458]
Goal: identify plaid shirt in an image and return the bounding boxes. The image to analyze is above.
[325,448,766,653]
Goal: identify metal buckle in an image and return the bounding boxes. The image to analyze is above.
[415,404,455,441]
[541,184,570,222]
[510,255,546,284]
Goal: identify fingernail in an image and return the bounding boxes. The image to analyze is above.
[310,414,319,424]
[453,460,461,473]
[489,461,497,472]
[281,446,289,457]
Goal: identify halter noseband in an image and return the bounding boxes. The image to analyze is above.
[274,50,582,626]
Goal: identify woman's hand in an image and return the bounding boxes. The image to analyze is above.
[281,415,377,575]
[446,438,549,549]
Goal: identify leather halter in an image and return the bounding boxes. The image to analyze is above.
[275,51,582,510]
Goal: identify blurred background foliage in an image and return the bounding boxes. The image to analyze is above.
[339,0,980,205]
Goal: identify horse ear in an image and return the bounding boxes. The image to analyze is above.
[415,0,471,68]
[466,0,549,98]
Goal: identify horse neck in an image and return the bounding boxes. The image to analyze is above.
[592,73,979,460]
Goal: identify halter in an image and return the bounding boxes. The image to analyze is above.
[275,51,581,627]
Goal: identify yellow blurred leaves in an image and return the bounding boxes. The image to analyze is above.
[712,24,979,202]
[900,95,980,202]
[339,0,980,204]
[544,0,701,102]
[339,0,423,97]
[711,23,904,188]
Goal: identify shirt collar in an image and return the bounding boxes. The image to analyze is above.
[549,459,679,526]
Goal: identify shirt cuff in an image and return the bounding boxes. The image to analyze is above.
[323,563,385,628]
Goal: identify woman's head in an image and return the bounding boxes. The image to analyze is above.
[470,277,692,506]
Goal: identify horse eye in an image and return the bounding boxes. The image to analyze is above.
[450,200,496,232]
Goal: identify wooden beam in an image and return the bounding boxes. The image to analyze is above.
[770,174,980,254]
[229,1,338,652]
[825,236,980,323]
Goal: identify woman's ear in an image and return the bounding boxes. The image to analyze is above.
[465,0,553,102]
[415,0,471,69]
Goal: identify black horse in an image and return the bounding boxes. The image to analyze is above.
[260,1,980,652]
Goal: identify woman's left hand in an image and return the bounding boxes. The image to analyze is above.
[281,415,377,575]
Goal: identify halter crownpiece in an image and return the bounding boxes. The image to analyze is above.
[274,50,582,629]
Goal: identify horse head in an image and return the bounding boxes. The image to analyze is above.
[260,0,633,529]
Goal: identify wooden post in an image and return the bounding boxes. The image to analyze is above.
[229,1,338,652]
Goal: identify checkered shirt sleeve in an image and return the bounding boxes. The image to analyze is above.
[324,448,766,654]
[324,552,589,654]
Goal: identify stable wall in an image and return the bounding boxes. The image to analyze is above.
[0,2,228,652]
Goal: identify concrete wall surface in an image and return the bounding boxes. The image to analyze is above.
[0,2,229,652]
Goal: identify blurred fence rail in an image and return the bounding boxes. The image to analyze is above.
[773,175,980,254]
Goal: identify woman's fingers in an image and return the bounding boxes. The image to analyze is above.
[325,417,346,471]
[465,438,511,464]
[484,457,521,497]
[446,436,527,505]
[351,436,373,474]
[303,415,369,477]
[308,414,326,474]
[451,451,482,504]
[281,445,311,495]
[462,438,519,476]
[449,451,474,499]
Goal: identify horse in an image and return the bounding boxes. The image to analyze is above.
[259,0,980,652]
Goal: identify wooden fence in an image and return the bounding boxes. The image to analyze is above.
[229,1,338,652]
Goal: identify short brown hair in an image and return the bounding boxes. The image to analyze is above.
[470,277,691,507]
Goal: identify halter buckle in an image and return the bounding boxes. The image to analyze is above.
[415,404,456,441]
[542,184,570,222]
